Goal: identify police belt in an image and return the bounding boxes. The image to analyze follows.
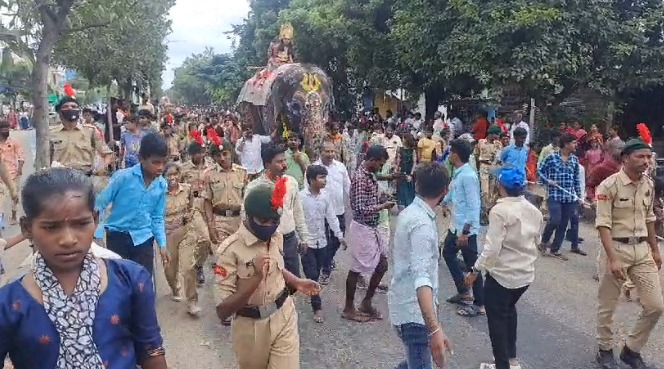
[236,288,289,319]
[613,237,647,245]
[213,208,241,217]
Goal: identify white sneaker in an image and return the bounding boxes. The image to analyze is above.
[187,302,202,316]
[171,294,183,302]
[479,364,496,369]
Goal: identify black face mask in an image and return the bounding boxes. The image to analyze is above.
[249,217,280,241]
[60,109,80,122]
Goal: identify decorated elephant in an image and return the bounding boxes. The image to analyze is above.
[237,63,333,158]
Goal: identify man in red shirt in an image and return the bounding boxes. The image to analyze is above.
[471,111,489,140]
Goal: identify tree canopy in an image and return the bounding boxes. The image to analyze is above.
[169,0,664,119]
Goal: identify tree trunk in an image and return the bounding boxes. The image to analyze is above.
[33,1,76,170]
[32,41,57,171]
[424,84,444,120]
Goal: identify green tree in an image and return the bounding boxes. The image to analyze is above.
[1,0,172,169]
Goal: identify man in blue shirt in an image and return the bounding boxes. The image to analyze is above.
[538,133,584,259]
[499,127,529,173]
[389,163,452,369]
[441,139,484,317]
[96,132,170,275]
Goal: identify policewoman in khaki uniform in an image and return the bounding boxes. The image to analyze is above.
[180,136,213,284]
[594,138,663,369]
[202,131,248,251]
[49,95,112,191]
[162,162,203,316]
[214,180,320,369]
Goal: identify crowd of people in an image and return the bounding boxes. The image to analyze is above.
[0,90,661,369]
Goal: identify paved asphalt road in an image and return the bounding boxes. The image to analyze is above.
[2,130,663,369]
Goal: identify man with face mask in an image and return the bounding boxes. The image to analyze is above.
[50,94,112,190]
[213,180,320,369]
[180,135,213,286]
[243,143,312,280]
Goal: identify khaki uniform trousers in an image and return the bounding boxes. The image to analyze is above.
[597,242,664,352]
[212,214,242,255]
[479,165,493,210]
[232,297,300,369]
[596,248,636,291]
[165,224,199,302]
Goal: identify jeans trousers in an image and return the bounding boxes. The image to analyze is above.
[484,274,529,369]
[394,323,432,369]
[442,232,484,306]
[542,200,577,252]
[106,230,155,275]
[300,246,327,311]
[283,232,300,277]
[323,214,345,275]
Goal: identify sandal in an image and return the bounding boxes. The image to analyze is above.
[446,293,473,305]
[319,274,330,285]
[457,305,485,317]
[313,311,324,323]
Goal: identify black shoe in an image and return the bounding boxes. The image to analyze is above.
[620,345,648,369]
[596,349,619,369]
[196,266,205,285]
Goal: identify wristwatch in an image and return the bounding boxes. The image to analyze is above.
[471,266,480,274]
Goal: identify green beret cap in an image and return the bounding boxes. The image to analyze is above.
[188,141,204,155]
[622,139,651,156]
[244,184,281,220]
[487,125,501,135]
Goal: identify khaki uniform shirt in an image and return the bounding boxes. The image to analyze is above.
[49,123,111,171]
[476,139,503,164]
[213,224,287,306]
[202,163,248,210]
[166,135,180,159]
[180,160,212,205]
[595,169,656,238]
[165,183,192,232]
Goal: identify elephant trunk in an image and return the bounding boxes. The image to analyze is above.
[301,93,327,160]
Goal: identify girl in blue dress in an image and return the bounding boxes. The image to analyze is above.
[0,167,168,369]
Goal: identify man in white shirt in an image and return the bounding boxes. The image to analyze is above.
[433,111,447,137]
[509,111,530,147]
[235,127,272,178]
[465,167,543,369]
[299,164,344,323]
[314,141,351,283]
[449,110,463,138]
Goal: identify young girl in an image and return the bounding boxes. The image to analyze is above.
[163,163,201,316]
[0,168,168,369]
[584,138,603,174]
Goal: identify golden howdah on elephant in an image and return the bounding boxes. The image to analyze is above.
[236,62,334,158]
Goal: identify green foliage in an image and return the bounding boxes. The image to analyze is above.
[171,0,664,119]
[53,0,175,91]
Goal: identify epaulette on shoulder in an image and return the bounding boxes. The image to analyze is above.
[216,233,241,256]
[232,164,247,173]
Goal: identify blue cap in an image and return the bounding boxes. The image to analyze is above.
[494,167,526,190]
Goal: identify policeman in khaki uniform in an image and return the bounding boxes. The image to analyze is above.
[202,136,248,250]
[49,95,112,191]
[476,125,503,218]
[214,182,320,369]
[180,139,213,284]
[594,138,663,369]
